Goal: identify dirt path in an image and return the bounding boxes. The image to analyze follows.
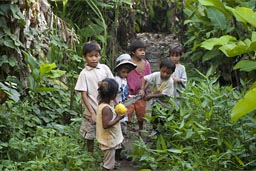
[117,120,152,171]
[119,160,139,171]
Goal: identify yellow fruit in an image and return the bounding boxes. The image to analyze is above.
[115,103,127,115]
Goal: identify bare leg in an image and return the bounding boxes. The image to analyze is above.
[87,139,94,154]
[138,121,143,131]
[138,121,144,137]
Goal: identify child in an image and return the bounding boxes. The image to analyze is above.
[114,53,136,160]
[96,78,125,171]
[75,41,114,154]
[169,43,187,103]
[127,39,151,132]
[114,53,137,121]
[139,59,176,136]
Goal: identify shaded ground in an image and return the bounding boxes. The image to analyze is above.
[117,120,153,171]
[119,160,140,171]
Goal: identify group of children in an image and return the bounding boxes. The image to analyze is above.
[75,40,187,171]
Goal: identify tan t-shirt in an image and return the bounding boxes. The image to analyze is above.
[96,103,123,150]
[75,64,114,117]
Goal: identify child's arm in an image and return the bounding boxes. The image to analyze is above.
[139,78,149,97]
[102,106,124,129]
[145,93,164,101]
[81,91,96,123]
[173,67,187,87]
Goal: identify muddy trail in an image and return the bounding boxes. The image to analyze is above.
[117,121,153,171]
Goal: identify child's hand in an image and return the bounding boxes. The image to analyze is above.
[91,112,96,123]
[139,89,145,97]
[172,77,180,83]
[128,95,136,98]
[116,113,125,120]
[144,94,152,101]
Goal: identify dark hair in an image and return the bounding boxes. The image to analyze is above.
[98,78,118,101]
[82,41,101,55]
[159,59,176,73]
[129,39,146,53]
[168,43,183,56]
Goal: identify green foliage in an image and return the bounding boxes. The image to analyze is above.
[51,0,109,61]
[0,88,97,170]
[0,2,25,80]
[184,0,256,121]
[0,124,98,171]
[0,82,20,103]
[2,1,256,170]
[184,0,256,85]
[231,86,256,122]
[131,73,256,170]
[23,50,66,92]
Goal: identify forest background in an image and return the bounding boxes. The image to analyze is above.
[0,0,256,170]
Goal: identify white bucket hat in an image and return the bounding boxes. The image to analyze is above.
[114,54,136,72]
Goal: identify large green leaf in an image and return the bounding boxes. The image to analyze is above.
[39,63,57,78]
[234,7,256,27]
[233,60,256,72]
[0,55,8,66]
[49,70,66,79]
[206,7,227,30]
[22,51,39,72]
[231,87,256,122]
[225,6,245,24]
[0,82,20,102]
[199,0,229,16]
[252,31,256,42]
[200,35,236,50]
[219,41,248,57]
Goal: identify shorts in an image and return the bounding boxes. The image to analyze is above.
[127,99,146,122]
[79,116,96,140]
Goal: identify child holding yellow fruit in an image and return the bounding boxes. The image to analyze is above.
[96,78,125,170]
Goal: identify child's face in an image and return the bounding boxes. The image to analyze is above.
[160,66,173,80]
[170,53,181,64]
[117,68,130,79]
[133,48,146,59]
[84,50,101,68]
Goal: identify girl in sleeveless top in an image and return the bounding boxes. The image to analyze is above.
[96,78,125,170]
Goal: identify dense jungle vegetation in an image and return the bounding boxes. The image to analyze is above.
[1,0,256,170]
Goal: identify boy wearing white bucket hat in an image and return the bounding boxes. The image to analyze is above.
[114,53,136,161]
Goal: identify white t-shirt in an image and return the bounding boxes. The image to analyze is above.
[144,72,175,97]
[75,64,113,117]
[172,64,187,97]
[114,76,129,122]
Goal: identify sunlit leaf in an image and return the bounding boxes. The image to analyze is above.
[234,7,256,27]
[167,149,182,153]
[219,41,248,57]
[200,35,236,50]
[49,70,66,79]
[39,63,57,78]
[231,88,256,122]
[35,87,58,92]
[252,32,256,42]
